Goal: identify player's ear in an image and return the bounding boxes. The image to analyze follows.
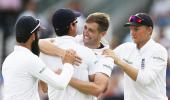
[100,31,107,37]
[30,33,35,41]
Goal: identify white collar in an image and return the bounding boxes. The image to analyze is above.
[14,45,31,53]
[137,39,155,54]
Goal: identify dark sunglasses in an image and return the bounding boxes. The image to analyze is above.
[128,15,147,25]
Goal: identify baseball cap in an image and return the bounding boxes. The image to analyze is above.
[124,13,153,28]
[52,8,81,31]
[16,16,40,36]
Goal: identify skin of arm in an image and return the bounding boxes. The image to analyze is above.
[69,73,109,97]
[103,49,138,81]
[39,38,66,58]
[39,38,82,66]
[39,38,108,96]
[39,80,48,93]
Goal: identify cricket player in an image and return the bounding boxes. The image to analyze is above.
[2,16,76,100]
[39,8,100,100]
[39,12,114,99]
[104,13,168,100]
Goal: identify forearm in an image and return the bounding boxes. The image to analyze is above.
[39,80,48,93]
[69,78,102,96]
[39,39,65,57]
[103,49,138,81]
[39,63,74,90]
[116,59,138,81]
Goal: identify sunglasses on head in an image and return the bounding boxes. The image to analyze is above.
[128,15,147,25]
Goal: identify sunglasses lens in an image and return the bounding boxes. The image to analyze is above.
[129,15,142,23]
[75,21,78,23]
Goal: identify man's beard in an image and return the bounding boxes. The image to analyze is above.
[31,34,40,56]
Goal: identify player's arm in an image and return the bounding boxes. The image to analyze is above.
[103,49,168,85]
[39,80,48,93]
[69,73,109,96]
[103,49,138,80]
[39,68,63,93]
[32,51,77,90]
[39,50,78,92]
[39,38,81,66]
[39,38,65,58]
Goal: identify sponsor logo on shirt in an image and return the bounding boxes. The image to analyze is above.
[103,64,113,70]
[39,67,46,73]
[153,56,165,62]
[94,60,98,64]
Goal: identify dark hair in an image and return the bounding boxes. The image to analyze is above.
[31,31,40,56]
[16,28,39,43]
[16,32,32,43]
[52,8,80,36]
[54,27,69,36]
[15,16,40,43]
[86,12,110,32]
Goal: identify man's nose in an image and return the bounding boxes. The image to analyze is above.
[84,29,89,35]
[130,29,136,35]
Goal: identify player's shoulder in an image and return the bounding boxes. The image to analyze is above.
[77,44,94,54]
[152,41,168,55]
[21,50,43,65]
[75,44,96,63]
[154,42,167,51]
[114,42,135,51]
[75,34,83,43]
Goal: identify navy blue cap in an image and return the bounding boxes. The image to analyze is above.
[124,13,153,28]
[52,8,81,31]
[16,16,40,35]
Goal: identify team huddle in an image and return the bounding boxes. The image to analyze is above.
[2,8,168,100]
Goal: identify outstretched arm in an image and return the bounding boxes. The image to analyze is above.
[103,48,168,86]
[39,38,82,66]
[103,49,138,81]
[38,50,77,92]
[39,38,65,58]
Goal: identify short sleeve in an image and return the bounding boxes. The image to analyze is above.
[94,57,114,77]
[86,50,98,75]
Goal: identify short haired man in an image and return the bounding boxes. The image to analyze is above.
[39,8,99,100]
[104,13,168,100]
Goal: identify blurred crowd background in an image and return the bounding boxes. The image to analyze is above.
[0,0,170,100]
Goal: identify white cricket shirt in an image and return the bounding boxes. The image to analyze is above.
[40,36,98,100]
[114,39,168,100]
[2,46,74,100]
[75,34,114,77]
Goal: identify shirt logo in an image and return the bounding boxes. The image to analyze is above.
[141,58,145,69]
[39,67,46,73]
[94,60,98,64]
[103,64,113,70]
[153,56,165,62]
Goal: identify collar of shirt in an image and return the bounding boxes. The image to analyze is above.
[97,43,104,49]
[136,39,155,54]
[14,45,32,53]
[92,45,109,56]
